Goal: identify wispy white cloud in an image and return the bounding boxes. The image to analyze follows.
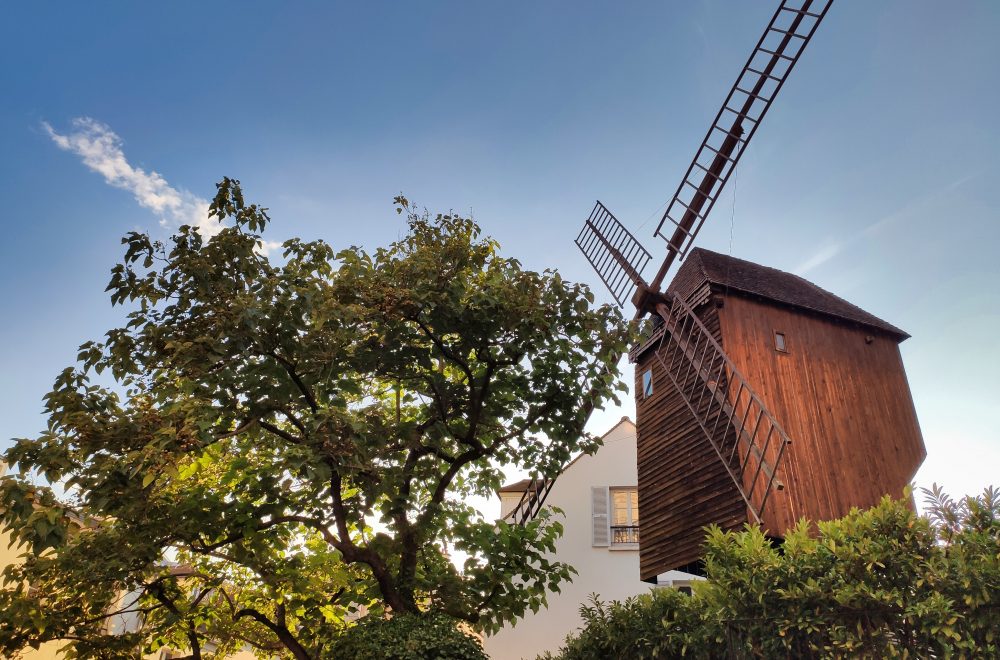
[793,240,842,276]
[43,117,221,238]
[793,173,976,277]
[861,173,976,239]
[43,117,280,255]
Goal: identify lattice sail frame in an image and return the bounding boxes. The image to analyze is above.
[575,201,652,307]
[507,478,553,526]
[650,0,833,286]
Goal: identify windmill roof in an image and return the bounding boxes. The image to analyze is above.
[668,248,909,340]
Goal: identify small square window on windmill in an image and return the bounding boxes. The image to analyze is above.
[775,332,787,352]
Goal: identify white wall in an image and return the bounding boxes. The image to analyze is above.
[499,491,524,521]
[483,418,653,660]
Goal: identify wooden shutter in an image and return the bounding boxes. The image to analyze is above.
[591,486,610,547]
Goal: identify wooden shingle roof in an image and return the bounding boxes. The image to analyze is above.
[668,248,909,340]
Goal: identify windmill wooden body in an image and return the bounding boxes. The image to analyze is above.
[507,0,927,579]
[630,248,924,578]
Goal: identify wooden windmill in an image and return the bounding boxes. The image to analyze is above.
[511,0,926,581]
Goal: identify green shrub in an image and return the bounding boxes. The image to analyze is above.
[330,612,488,660]
[545,486,1000,659]
[537,589,721,660]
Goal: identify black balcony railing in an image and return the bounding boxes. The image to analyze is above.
[611,525,640,545]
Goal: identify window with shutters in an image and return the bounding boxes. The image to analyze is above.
[593,486,640,549]
[610,487,639,546]
[591,486,610,547]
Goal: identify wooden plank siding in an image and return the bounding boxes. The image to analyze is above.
[716,292,926,534]
[634,283,925,580]
[635,300,747,581]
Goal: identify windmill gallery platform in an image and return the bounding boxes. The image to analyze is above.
[631,248,926,581]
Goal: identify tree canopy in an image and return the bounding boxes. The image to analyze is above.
[0,179,630,658]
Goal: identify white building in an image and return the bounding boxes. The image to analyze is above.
[484,418,698,660]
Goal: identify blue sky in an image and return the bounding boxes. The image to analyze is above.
[1,1,998,506]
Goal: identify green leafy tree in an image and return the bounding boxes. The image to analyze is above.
[0,179,629,659]
[545,486,1000,659]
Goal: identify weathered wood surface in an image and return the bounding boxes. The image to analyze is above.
[716,293,926,534]
[635,286,926,580]
[635,301,746,581]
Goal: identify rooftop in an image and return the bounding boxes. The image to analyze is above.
[497,417,635,494]
[668,248,909,339]
[498,478,545,494]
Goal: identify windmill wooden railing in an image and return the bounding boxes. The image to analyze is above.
[652,293,791,523]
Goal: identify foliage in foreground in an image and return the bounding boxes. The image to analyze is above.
[0,179,629,658]
[544,486,1000,659]
[330,612,488,660]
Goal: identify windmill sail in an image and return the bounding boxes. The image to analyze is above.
[649,0,833,291]
[508,478,553,526]
[575,201,652,307]
[505,203,649,524]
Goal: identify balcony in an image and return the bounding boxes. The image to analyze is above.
[611,525,639,545]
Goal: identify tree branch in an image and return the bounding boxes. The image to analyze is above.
[413,317,473,383]
[278,406,308,436]
[269,350,319,413]
[213,418,257,440]
[189,514,335,552]
[327,471,413,613]
[149,582,202,660]
[259,420,303,445]
[234,607,312,660]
